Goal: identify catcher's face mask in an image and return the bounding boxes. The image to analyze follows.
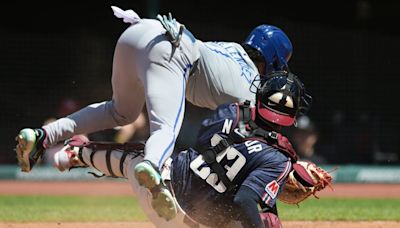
[250,71,312,126]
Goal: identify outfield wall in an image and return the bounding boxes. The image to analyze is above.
[1,165,400,183]
[322,165,400,183]
[0,165,102,181]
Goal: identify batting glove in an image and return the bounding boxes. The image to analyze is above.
[157,13,185,47]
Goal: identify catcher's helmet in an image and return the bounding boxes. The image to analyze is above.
[255,71,311,126]
[243,25,292,74]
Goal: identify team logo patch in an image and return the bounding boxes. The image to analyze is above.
[265,180,280,199]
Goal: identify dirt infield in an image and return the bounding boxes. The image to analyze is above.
[1,180,400,228]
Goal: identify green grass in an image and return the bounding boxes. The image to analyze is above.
[0,196,147,222]
[0,196,400,222]
[278,198,400,221]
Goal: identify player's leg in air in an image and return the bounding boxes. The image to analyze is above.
[15,8,199,221]
[15,45,145,173]
[109,10,200,221]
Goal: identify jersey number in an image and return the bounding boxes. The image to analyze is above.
[189,147,246,193]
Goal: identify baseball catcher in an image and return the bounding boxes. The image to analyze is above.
[45,70,317,227]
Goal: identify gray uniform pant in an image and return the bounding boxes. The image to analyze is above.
[43,19,200,168]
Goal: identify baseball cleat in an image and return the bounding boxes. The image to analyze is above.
[134,160,177,221]
[15,128,47,172]
[53,135,89,172]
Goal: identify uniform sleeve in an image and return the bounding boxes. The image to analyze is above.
[241,152,292,206]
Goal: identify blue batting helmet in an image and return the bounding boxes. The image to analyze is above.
[243,24,293,74]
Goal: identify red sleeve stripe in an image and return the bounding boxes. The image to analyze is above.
[261,160,292,202]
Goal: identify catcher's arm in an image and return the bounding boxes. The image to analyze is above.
[233,186,264,228]
[278,160,334,205]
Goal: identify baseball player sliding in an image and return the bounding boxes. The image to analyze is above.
[15,6,293,220]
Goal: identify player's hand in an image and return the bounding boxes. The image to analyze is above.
[157,13,185,47]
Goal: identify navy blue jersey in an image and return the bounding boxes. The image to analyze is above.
[170,103,292,226]
[196,103,240,149]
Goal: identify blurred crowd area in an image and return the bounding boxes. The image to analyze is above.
[1,0,399,165]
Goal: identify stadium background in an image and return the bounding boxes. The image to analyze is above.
[1,0,399,167]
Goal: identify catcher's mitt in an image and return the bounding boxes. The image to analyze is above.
[278,160,334,205]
